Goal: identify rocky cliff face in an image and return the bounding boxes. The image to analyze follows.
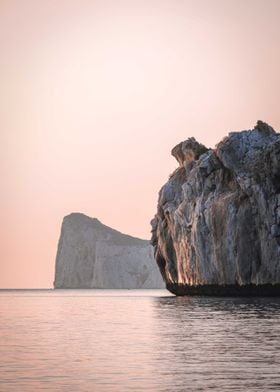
[54,213,164,289]
[151,121,280,295]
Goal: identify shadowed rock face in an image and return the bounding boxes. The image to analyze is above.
[54,213,164,289]
[151,121,280,296]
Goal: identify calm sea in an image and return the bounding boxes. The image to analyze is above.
[0,290,280,391]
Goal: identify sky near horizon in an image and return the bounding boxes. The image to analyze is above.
[1,0,280,288]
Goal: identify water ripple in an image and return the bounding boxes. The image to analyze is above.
[0,290,280,391]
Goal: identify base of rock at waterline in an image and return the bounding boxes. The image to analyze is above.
[166,283,280,297]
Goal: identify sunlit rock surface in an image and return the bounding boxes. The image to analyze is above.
[151,121,280,296]
[54,213,164,289]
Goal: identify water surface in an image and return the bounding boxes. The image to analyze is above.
[0,290,280,391]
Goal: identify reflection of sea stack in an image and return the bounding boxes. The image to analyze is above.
[151,121,280,296]
[54,213,164,289]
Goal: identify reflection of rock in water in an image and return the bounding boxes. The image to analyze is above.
[54,213,164,289]
[151,121,280,296]
[151,296,280,390]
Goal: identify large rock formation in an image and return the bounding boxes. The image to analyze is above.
[54,213,164,289]
[151,121,280,296]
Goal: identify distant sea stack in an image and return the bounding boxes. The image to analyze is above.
[151,121,280,296]
[54,213,164,289]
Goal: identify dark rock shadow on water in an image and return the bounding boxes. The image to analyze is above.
[150,296,280,391]
[155,295,280,318]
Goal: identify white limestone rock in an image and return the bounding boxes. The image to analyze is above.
[54,213,164,289]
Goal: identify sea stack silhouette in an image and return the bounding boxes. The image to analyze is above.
[54,213,164,289]
[151,121,280,296]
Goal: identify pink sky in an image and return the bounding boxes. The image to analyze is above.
[1,0,280,288]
